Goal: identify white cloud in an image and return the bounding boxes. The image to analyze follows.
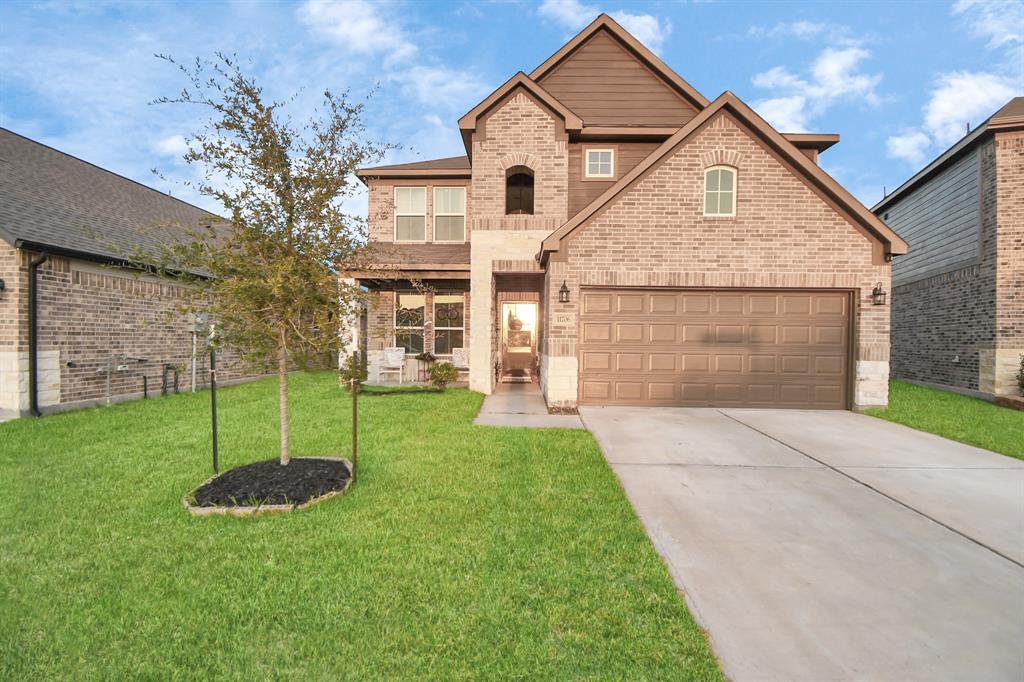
[886,1,1022,165]
[538,0,671,52]
[886,130,931,165]
[389,65,488,109]
[752,46,881,132]
[611,12,671,51]
[953,0,1023,65]
[924,71,1018,144]
[154,134,188,157]
[297,0,416,62]
[747,20,838,40]
[752,96,809,132]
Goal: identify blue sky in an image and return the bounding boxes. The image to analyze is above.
[1,0,1021,215]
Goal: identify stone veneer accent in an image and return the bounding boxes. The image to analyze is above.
[542,113,892,408]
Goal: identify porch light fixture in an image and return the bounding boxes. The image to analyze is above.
[871,283,887,306]
[0,277,5,293]
[558,280,570,303]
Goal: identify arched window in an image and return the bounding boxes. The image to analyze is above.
[704,166,736,217]
[505,166,534,215]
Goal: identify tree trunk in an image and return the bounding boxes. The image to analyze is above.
[278,325,290,466]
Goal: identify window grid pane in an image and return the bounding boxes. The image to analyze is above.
[586,150,614,177]
[396,216,425,240]
[704,168,736,216]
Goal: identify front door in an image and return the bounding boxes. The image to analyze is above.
[501,302,537,383]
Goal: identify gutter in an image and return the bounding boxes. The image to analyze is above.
[28,252,48,417]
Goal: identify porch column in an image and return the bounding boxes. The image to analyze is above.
[469,259,494,394]
[339,276,361,368]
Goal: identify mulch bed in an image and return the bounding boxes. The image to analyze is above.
[192,458,351,507]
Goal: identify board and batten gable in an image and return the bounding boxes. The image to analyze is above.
[535,29,698,127]
[882,148,981,285]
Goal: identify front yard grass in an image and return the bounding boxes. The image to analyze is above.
[0,372,721,680]
[866,380,1024,460]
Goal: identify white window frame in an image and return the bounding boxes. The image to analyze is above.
[393,291,425,355]
[703,166,737,217]
[584,148,615,179]
[432,292,465,356]
[432,186,466,243]
[394,186,427,242]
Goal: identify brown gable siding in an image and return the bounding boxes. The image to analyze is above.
[567,141,660,216]
[537,30,698,127]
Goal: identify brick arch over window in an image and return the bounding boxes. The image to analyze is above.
[699,149,744,169]
[499,152,540,172]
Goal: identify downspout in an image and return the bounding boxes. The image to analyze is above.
[28,252,48,417]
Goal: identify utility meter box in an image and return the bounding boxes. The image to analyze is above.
[192,312,210,334]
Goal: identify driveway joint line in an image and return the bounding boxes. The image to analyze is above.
[716,409,1024,571]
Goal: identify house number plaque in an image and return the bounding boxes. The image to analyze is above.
[554,313,576,325]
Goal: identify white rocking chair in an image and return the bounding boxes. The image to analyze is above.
[452,347,469,381]
[380,346,406,384]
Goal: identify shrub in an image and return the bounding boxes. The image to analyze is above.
[1017,354,1024,397]
[340,352,367,392]
[428,362,459,390]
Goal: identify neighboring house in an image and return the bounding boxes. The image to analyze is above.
[872,98,1023,399]
[0,128,255,418]
[349,14,907,410]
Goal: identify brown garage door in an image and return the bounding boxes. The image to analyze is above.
[578,288,851,409]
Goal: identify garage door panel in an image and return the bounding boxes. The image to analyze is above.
[649,323,677,343]
[579,289,850,409]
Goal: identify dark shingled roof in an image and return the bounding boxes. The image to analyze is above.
[366,242,470,267]
[0,127,220,263]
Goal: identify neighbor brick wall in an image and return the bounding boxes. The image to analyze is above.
[29,254,262,407]
[890,142,997,392]
[543,112,891,407]
[0,239,20,351]
[995,130,1024,350]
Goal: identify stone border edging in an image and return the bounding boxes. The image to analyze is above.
[182,456,354,517]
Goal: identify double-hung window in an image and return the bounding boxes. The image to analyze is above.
[585,149,614,178]
[433,293,465,355]
[434,187,466,242]
[394,292,425,354]
[395,187,426,241]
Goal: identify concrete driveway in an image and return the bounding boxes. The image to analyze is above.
[580,406,1024,682]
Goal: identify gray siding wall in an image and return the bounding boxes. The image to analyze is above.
[883,149,980,285]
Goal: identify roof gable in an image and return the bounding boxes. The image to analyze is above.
[541,92,908,263]
[530,14,708,120]
[457,73,582,157]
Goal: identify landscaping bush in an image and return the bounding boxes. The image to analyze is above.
[1017,354,1024,397]
[428,362,459,390]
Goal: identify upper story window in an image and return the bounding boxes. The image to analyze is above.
[434,187,466,242]
[585,149,615,178]
[704,166,736,217]
[395,186,426,241]
[505,166,534,215]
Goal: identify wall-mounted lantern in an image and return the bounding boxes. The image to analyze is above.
[871,283,887,306]
[558,280,570,303]
[0,278,5,294]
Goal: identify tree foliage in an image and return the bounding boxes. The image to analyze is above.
[144,53,392,464]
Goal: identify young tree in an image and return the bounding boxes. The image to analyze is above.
[149,53,389,465]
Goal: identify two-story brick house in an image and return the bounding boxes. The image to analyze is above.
[351,14,908,410]
[872,97,1023,400]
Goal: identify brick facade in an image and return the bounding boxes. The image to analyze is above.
[542,114,891,408]
[0,246,263,417]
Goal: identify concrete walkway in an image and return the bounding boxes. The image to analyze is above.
[474,383,584,428]
[581,406,1024,682]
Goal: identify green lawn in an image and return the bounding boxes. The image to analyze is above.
[0,372,721,680]
[866,380,1024,460]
